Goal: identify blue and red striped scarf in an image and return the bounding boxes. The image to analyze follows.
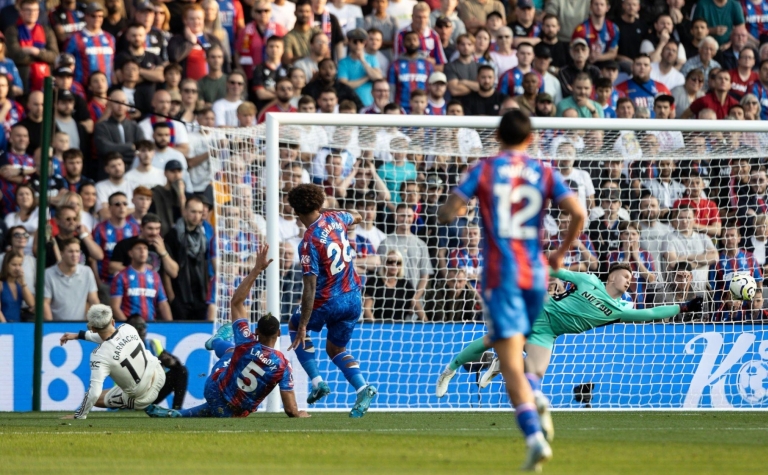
[17,18,46,49]
[150,115,176,146]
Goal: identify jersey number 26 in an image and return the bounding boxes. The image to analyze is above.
[327,234,353,276]
[494,183,542,239]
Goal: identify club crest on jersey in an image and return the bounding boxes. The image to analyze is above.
[301,254,310,265]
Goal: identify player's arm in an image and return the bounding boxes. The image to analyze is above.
[231,244,273,322]
[618,297,703,323]
[321,208,362,225]
[549,195,587,270]
[280,390,310,418]
[60,329,105,345]
[72,356,110,419]
[437,193,466,224]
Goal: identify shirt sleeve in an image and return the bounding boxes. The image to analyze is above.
[299,239,319,276]
[232,318,255,345]
[548,168,575,204]
[279,361,295,391]
[618,304,681,322]
[155,273,168,303]
[74,353,110,419]
[550,268,597,288]
[111,272,124,298]
[337,59,351,81]
[454,161,483,202]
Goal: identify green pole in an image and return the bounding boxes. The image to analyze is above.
[32,77,54,411]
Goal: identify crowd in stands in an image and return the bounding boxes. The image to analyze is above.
[0,0,766,324]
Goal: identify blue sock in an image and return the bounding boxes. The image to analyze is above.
[526,373,542,394]
[179,403,211,417]
[289,330,322,387]
[211,338,234,358]
[331,351,366,391]
[515,403,543,443]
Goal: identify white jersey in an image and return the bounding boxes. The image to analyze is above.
[75,324,161,419]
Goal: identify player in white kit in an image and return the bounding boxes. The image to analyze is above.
[59,304,167,419]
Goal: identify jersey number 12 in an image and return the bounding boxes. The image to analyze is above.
[494,184,542,239]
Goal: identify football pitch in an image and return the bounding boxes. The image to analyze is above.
[1,411,767,474]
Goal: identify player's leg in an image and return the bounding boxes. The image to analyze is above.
[204,323,235,353]
[436,337,490,397]
[153,364,189,410]
[326,292,376,418]
[523,312,558,443]
[289,307,329,403]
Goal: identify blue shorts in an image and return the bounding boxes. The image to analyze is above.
[291,290,362,347]
[202,352,250,418]
[482,285,547,343]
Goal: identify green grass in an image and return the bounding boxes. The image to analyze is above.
[1,411,767,474]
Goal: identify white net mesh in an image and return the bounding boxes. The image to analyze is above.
[205,118,768,410]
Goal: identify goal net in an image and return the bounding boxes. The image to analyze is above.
[206,115,768,411]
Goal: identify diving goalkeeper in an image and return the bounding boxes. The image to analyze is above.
[436,263,703,433]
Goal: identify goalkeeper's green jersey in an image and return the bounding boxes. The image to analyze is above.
[544,269,681,336]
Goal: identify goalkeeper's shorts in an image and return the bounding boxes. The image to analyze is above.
[292,290,362,348]
[526,311,558,351]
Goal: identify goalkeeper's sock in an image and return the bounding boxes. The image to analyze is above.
[289,330,322,388]
[448,337,489,371]
[211,338,235,358]
[179,403,211,417]
[526,373,543,397]
[515,402,544,446]
[332,350,367,392]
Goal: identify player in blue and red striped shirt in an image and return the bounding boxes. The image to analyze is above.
[498,43,543,96]
[571,0,619,63]
[388,31,434,113]
[436,111,586,471]
[393,3,446,67]
[615,55,671,112]
[65,3,115,87]
[147,244,309,419]
[709,221,764,304]
[110,239,171,321]
[287,184,377,418]
[743,0,768,43]
[92,192,140,284]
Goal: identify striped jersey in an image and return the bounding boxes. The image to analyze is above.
[218,0,244,51]
[66,28,116,86]
[387,57,434,113]
[742,0,768,39]
[571,18,620,54]
[454,151,572,291]
[615,78,671,111]
[498,67,544,96]
[111,266,168,321]
[213,319,293,413]
[49,4,85,46]
[394,25,447,65]
[709,250,763,303]
[299,211,362,310]
[0,151,34,215]
[93,219,141,283]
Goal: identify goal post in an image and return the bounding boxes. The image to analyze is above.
[206,114,768,411]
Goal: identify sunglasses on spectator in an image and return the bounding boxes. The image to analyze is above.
[746,101,759,105]
[12,232,29,239]
[498,35,511,39]
[111,202,128,207]
[183,88,198,93]
[255,9,271,13]
[351,39,365,44]
[229,81,244,86]
[691,77,704,83]
[387,259,402,265]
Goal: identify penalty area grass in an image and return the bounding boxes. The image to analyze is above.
[1,411,766,474]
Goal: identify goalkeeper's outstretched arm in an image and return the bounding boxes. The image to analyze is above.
[231,244,273,322]
[618,297,703,323]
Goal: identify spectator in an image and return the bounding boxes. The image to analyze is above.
[295,31,330,83]
[364,28,390,76]
[388,30,433,112]
[61,149,94,193]
[17,92,44,156]
[256,77,296,123]
[1,226,35,287]
[94,89,144,170]
[65,2,115,87]
[394,2,446,71]
[168,3,229,81]
[0,32,22,98]
[0,125,36,217]
[309,0,345,60]
[539,14,568,71]
[549,211,599,272]
[509,0,539,47]
[607,221,659,309]
[680,36,722,88]
[102,0,126,38]
[747,214,768,272]
[197,45,227,106]
[425,266,480,321]
[283,0,315,64]
[95,152,136,220]
[511,72,541,116]
[355,199,387,250]
[558,38,601,97]
[363,249,417,321]
[424,72,447,114]
[303,57,363,109]
[594,77,616,117]
[49,0,86,51]
[614,0,646,69]
[741,92,761,120]
[445,33,479,104]
[672,68,705,118]
[533,43,562,104]
[43,237,98,321]
[338,29,382,108]
[0,251,33,322]
[716,26,749,71]
[235,0,287,80]
[164,196,210,320]
[93,190,140,290]
[487,27,515,77]
[571,0,619,65]
[498,42,540,97]
[661,205,718,292]
[249,36,288,110]
[683,68,738,118]
[446,222,482,283]
[710,221,763,306]
[616,54,671,112]
[751,59,768,120]
[212,71,246,126]
[641,14,686,68]
[693,0,745,46]
[534,92,555,117]
[85,70,108,124]
[430,0,464,46]
[364,0,397,61]
[650,41,685,91]
[6,0,58,91]
[114,23,163,85]
[111,238,172,321]
[150,160,187,236]
[544,0,590,43]
[456,0,504,35]
[129,186,153,225]
[729,46,758,100]
[138,90,190,156]
[463,64,502,116]
[110,213,180,280]
[125,140,165,189]
[556,73,603,118]
[644,159,685,216]
[325,0,361,36]
[53,90,88,153]
[4,183,37,254]
[556,141,595,211]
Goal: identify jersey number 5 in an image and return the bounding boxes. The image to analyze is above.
[238,361,265,393]
[327,234,353,276]
[494,184,542,239]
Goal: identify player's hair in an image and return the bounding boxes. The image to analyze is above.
[59,237,81,251]
[287,184,326,216]
[498,110,532,146]
[257,313,280,338]
[87,304,114,330]
[62,149,83,161]
[0,250,23,281]
[607,262,633,276]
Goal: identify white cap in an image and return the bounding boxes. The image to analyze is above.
[87,304,113,330]
[428,72,447,84]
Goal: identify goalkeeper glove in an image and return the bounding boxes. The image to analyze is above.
[679,296,703,313]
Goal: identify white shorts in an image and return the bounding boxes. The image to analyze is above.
[104,364,167,410]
